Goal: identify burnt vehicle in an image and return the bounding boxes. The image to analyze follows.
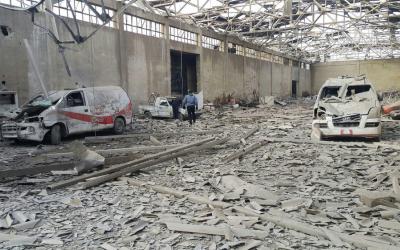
[311,76,382,141]
[1,86,132,144]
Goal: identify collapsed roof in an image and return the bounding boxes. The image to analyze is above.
[138,0,400,62]
[1,0,400,62]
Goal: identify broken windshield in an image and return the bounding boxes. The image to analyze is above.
[345,85,371,97]
[320,84,374,102]
[27,91,66,107]
[320,86,341,102]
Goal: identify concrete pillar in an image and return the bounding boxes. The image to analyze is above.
[197,29,202,91]
[116,1,129,93]
[164,20,171,95]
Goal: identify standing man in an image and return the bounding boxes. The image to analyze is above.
[171,97,180,120]
[182,90,198,125]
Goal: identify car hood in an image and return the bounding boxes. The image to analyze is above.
[13,105,49,122]
[318,100,376,116]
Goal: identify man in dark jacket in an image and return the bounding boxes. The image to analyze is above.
[182,90,198,125]
[171,97,180,120]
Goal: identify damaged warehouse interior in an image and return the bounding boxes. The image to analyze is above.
[1,0,400,248]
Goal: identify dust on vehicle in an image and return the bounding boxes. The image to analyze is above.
[311,76,382,141]
[1,86,132,144]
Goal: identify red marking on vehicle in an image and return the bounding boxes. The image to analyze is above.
[61,111,113,124]
[340,129,344,135]
[60,103,132,125]
[349,129,353,135]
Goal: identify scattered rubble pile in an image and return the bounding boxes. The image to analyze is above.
[1,100,400,249]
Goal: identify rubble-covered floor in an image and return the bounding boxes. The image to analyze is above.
[1,100,400,249]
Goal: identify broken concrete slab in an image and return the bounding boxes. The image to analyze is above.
[72,141,105,173]
[355,189,398,208]
[41,238,64,245]
[281,198,312,212]
[219,175,279,203]
[0,233,37,247]
[164,222,268,240]
[12,219,41,231]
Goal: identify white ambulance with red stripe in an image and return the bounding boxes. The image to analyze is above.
[1,86,132,144]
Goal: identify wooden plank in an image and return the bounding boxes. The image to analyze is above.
[78,138,227,189]
[242,127,259,140]
[41,144,181,159]
[47,137,215,190]
[84,130,223,143]
[224,140,267,163]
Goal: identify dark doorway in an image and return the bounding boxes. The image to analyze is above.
[291,80,297,98]
[170,51,198,97]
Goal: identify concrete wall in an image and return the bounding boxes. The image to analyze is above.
[311,59,400,94]
[0,9,121,103]
[0,7,311,108]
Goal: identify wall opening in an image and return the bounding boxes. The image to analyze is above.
[0,25,11,36]
[170,50,198,97]
[292,80,297,97]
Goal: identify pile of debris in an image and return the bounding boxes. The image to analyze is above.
[1,100,400,249]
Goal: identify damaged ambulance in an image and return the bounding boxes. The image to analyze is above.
[1,86,132,144]
[311,76,382,141]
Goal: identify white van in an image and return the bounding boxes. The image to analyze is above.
[311,77,382,141]
[1,86,132,144]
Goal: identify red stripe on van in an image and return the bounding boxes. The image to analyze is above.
[60,102,132,125]
[61,111,114,124]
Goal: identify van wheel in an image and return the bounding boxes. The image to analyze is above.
[372,136,381,142]
[113,117,125,135]
[144,112,152,119]
[50,124,61,145]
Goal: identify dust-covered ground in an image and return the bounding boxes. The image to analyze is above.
[1,99,400,249]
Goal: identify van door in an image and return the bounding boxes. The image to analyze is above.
[157,99,172,118]
[60,91,92,134]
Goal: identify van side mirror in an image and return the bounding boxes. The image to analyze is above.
[377,92,383,102]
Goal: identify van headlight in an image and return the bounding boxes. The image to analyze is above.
[367,107,380,119]
[28,126,35,133]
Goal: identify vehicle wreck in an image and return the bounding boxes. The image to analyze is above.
[311,76,382,141]
[1,86,132,144]
[138,92,203,120]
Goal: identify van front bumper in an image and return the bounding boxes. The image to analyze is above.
[312,116,381,139]
[1,122,48,142]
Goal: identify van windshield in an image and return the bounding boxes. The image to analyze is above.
[320,84,375,103]
[27,91,66,107]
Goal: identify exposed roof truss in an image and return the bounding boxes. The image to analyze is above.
[142,0,400,62]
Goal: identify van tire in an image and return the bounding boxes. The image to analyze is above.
[50,124,62,145]
[144,112,152,119]
[113,117,125,135]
